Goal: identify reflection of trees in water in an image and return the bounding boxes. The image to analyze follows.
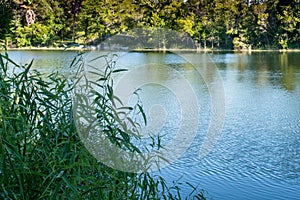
[279,53,297,91]
[226,53,300,91]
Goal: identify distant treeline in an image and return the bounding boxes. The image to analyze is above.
[0,0,299,50]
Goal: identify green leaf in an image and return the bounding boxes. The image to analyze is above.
[138,104,147,126]
[112,69,128,73]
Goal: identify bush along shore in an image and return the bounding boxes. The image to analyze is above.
[0,52,206,199]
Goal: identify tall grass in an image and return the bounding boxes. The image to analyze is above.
[0,51,205,200]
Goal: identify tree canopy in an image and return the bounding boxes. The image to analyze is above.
[0,0,299,49]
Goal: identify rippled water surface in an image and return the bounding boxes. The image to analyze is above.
[5,50,300,200]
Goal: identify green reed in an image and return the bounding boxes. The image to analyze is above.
[0,51,205,200]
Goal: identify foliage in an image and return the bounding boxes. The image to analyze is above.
[1,0,300,49]
[0,52,205,199]
[0,0,14,41]
[15,23,52,47]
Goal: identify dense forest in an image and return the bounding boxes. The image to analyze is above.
[0,0,300,50]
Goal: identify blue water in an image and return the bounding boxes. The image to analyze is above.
[3,50,300,200]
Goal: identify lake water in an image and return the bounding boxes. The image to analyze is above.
[4,50,300,200]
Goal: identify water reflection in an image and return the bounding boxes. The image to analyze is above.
[279,53,298,91]
[212,52,300,92]
[4,50,78,74]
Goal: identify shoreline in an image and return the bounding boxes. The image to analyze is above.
[2,46,300,53]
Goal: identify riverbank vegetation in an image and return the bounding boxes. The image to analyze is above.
[0,0,300,50]
[0,52,205,199]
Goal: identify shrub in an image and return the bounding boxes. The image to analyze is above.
[15,23,52,47]
[0,52,205,199]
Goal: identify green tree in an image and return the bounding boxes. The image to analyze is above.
[276,5,300,48]
[15,23,53,47]
[0,0,14,45]
[186,0,213,48]
[250,2,270,48]
[1,0,300,49]
[78,0,140,43]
